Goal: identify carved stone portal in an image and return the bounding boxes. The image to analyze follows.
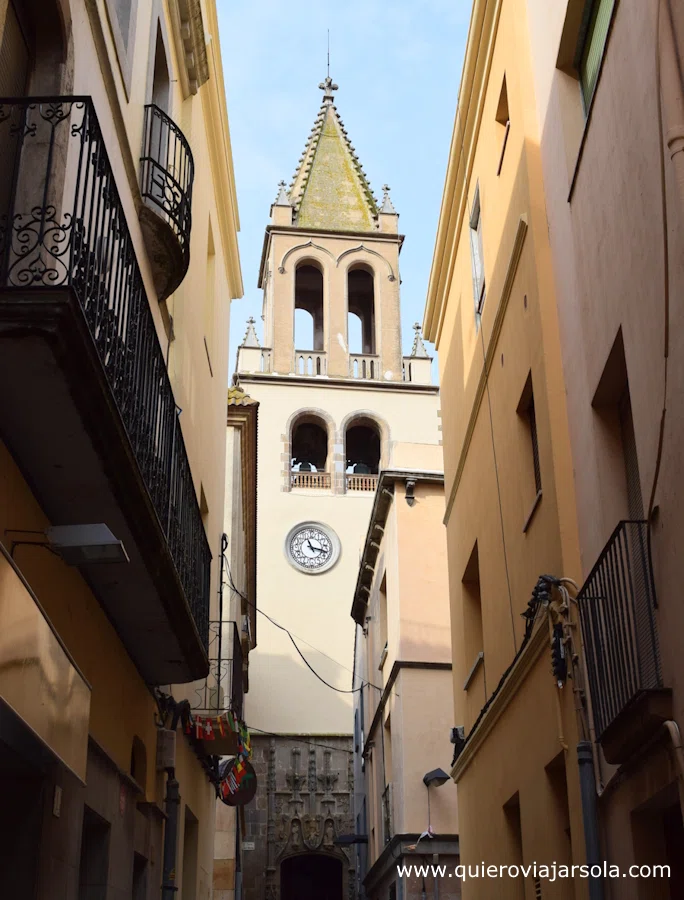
[242,735,355,900]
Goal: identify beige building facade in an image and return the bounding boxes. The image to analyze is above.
[234,78,441,900]
[213,386,259,900]
[351,470,459,900]
[427,0,684,896]
[0,0,242,897]
[525,0,684,893]
[424,0,588,897]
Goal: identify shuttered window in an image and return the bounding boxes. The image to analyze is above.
[579,0,615,110]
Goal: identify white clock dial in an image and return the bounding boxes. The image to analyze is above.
[285,522,341,574]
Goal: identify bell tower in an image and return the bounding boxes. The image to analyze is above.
[242,76,410,384]
[233,76,441,900]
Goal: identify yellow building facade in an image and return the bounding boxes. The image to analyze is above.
[424,0,589,897]
[0,0,242,897]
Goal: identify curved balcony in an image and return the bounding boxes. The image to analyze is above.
[139,104,194,301]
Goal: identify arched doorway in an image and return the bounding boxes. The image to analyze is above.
[280,854,343,900]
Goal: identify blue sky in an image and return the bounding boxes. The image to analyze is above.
[216,0,471,369]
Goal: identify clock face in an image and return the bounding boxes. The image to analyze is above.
[285,523,340,574]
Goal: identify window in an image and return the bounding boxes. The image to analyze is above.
[378,573,388,670]
[462,541,485,695]
[502,793,526,900]
[578,0,615,111]
[518,373,542,530]
[291,418,328,472]
[469,184,486,315]
[345,418,381,486]
[348,266,375,354]
[290,414,330,489]
[78,807,111,900]
[129,736,147,788]
[294,263,324,351]
[592,329,644,522]
[132,853,148,900]
[495,75,510,175]
[545,752,573,866]
[104,0,138,95]
[204,220,216,374]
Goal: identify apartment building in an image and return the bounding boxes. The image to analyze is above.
[0,0,243,896]
[351,469,460,900]
[426,0,684,896]
[423,0,587,896]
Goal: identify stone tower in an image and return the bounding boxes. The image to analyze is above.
[234,76,441,900]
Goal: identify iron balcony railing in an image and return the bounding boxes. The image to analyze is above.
[192,620,244,719]
[140,103,194,286]
[0,97,210,649]
[577,520,662,740]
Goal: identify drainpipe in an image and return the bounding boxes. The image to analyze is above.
[161,770,180,899]
[577,743,604,900]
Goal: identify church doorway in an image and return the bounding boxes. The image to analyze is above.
[280,854,343,900]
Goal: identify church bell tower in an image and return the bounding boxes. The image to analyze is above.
[234,75,441,900]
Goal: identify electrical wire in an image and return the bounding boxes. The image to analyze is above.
[479,321,517,652]
[244,725,354,755]
[221,551,386,695]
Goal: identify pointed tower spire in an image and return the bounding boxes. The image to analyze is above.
[287,77,379,232]
[380,184,397,214]
[274,180,291,207]
[242,317,260,348]
[410,323,429,358]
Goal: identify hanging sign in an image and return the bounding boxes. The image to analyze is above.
[219,757,257,807]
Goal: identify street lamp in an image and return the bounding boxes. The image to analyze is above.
[422,768,450,838]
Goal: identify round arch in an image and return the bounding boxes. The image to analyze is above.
[346,261,376,357]
[340,411,390,488]
[285,408,336,491]
[20,0,72,94]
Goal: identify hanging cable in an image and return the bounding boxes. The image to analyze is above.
[221,550,386,695]
[245,725,354,755]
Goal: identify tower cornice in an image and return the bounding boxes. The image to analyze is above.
[238,372,439,395]
[257,225,405,288]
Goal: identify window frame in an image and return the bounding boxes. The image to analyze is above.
[103,0,140,98]
[469,184,486,316]
[574,0,617,114]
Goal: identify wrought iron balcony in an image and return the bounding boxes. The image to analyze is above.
[191,620,244,717]
[0,97,210,683]
[577,520,668,763]
[139,103,194,300]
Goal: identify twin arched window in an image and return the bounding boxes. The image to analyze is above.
[289,412,382,492]
[293,261,376,357]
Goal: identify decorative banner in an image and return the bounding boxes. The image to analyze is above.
[219,758,257,807]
